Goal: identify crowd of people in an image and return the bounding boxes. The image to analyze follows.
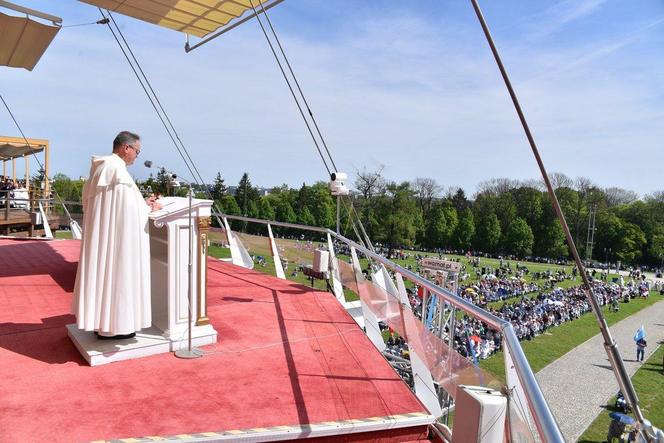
[0,176,25,191]
[448,278,655,361]
[0,176,29,208]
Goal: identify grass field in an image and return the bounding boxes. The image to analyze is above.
[578,343,664,441]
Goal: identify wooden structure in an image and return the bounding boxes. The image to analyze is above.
[0,136,50,235]
[0,136,49,191]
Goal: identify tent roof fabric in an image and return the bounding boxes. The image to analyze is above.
[0,142,45,161]
[79,0,276,38]
[0,12,60,71]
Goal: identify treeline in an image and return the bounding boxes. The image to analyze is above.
[202,170,664,267]
[49,168,664,266]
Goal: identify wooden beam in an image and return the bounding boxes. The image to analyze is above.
[24,154,29,188]
[44,141,50,212]
[0,135,49,146]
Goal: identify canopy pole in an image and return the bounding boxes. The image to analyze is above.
[24,154,28,188]
[0,0,62,24]
[12,157,15,184]
[469,0,654,440]
[184,0,285,52]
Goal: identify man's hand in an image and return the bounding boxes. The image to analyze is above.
[145,195,162,212]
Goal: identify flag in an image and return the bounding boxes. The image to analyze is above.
[633,326,645,342]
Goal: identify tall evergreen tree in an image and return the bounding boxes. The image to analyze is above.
[211,172,228,201]
[235,172,259,216]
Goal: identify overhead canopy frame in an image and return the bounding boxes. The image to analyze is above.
[0,138,46,160]
[79,0,284,47]
[0,2,61,71]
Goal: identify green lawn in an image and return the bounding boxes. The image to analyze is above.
[480,296,661,381]
[55,230,73,239]
[578,343,664,442]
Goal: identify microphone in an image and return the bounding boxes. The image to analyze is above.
[144,160,188,186]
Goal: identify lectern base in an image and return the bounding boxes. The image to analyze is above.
[67,323,217,366]
[174,347,203,359]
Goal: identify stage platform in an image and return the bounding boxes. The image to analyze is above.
[0,238,434,442]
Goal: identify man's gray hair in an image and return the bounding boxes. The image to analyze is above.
[112,131,140,151]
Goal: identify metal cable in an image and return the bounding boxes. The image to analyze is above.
[247,0,331,175]
[106,11,209,189]
[101,10,201,186]
[470,0,643,440]
[100,9,229,230]
[257,1,338,172]
[0,93,74,221]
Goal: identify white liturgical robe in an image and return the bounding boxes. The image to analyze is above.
[73,153,151,335]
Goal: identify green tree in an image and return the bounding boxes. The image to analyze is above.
[538,221,567,258]
[211,172,228,201]
[235,172,259,216]
[615,222,646,264]
[441,202,458,245]
[297,206,316,226]
[513,187,543,228]
[258,197,275,221]
[146,168,171,196]
[505,217,534,257]
[31,166,46,186]
[52,173,85,215]
[425,204,448,248]
[650,230,664,267]
[475,212,501,253]
[275,198,296,224]
[495,192,517,234]
[451,188,469,212]
[310,182,335,229]
[453,208,475,250]
[219,194,241,215]
[374,182,420,256]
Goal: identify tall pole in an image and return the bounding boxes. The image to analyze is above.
[175,184,202,359]
[469,1,653,440]
[336,195,340,234]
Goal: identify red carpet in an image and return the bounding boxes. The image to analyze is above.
[0,239,429,442]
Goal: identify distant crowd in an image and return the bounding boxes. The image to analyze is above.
[0,176,25,191]
[449,277,654,361]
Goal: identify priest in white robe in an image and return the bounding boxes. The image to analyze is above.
[73,131,160,339]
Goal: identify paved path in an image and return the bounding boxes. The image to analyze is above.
[535,298,664,442]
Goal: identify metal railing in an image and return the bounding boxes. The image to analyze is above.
[217,212,564,443]
[0,189,53,219]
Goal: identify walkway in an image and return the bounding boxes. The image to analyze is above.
[535,298,664,442]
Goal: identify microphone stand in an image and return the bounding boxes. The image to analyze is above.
[145,161,202,359]
[175,182,202,359]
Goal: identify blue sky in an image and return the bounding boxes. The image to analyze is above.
[1,0,663,196]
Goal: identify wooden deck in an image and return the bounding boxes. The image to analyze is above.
[0,208,62,235]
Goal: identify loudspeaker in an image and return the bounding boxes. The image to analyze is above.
[451,385,507,443]
[312,249,329,273]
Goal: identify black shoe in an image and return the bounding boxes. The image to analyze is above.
[95,332,136,340]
